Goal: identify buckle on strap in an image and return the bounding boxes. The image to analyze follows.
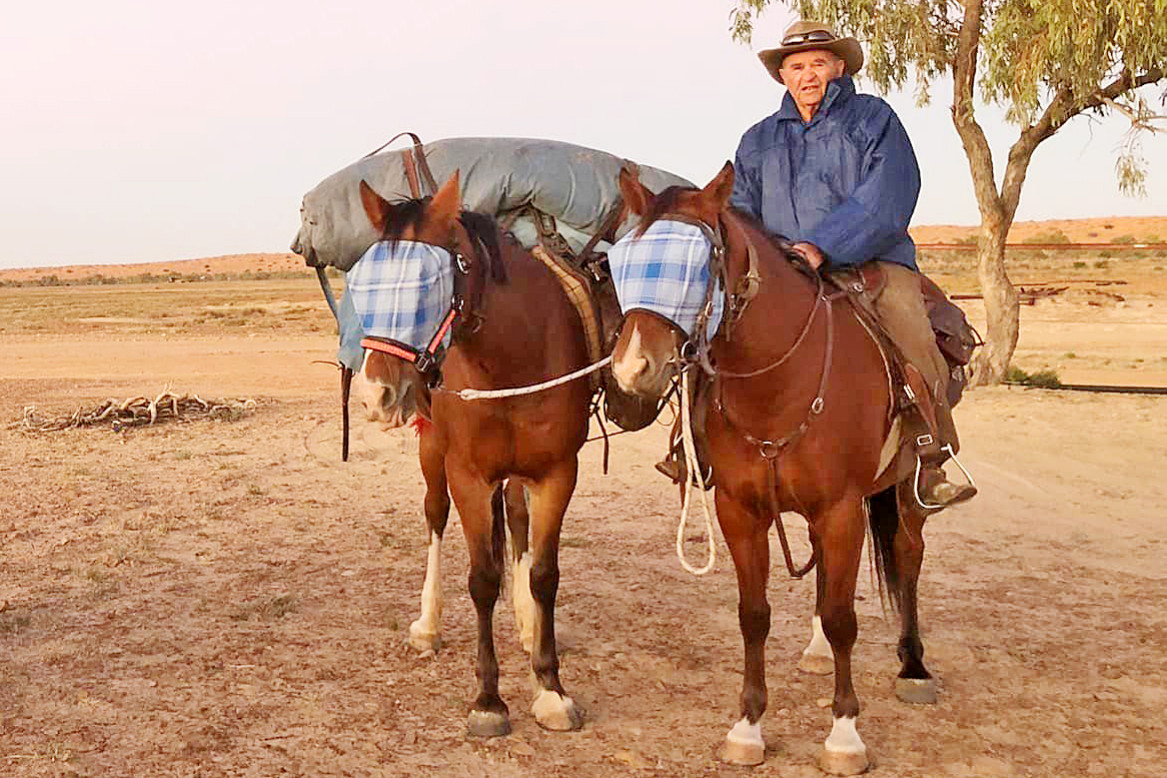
[414,351,435,373]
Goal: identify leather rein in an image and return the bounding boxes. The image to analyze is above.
[665,210,839,578]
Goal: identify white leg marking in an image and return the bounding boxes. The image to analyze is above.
[722,716,765,765]
[612,324,646,391]
[798,615,835,675]
[512,551,535,653]
[820,716,869,775]
[408,532,442,653]
[531,689,581,731]
[804,615,832,658]
[727,717,763,748]
[824,716,865,755]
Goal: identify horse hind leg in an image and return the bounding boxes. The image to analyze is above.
[503,480,536,654]
[409,426,449,655]
[875,482,937,704]
[798,544,834,676]
[524,461,583,732]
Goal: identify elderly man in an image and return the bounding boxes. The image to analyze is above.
[731,20,975,508]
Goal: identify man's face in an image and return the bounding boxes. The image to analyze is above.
[779,49,846,119]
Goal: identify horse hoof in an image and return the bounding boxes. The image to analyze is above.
[895,677,938,705]
[721,738,765,766]
[408,621,441,654]
[532,690,583,731]
[721,719,765,765]
[820,747,869,775]
[798,651,834,676]
[467,709,511,738]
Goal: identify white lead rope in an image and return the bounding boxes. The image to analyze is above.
[677,367,717,575]
[451,356,612,401]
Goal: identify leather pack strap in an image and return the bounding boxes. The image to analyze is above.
[364,131,439,197]
[401,149,422,198]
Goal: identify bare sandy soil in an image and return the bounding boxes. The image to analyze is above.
[1,276,1165,778]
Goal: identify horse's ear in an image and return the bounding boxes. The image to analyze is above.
[428,171,462,226]
[703,161,735,208]
[618,166,651,217]
[359,180,390,232]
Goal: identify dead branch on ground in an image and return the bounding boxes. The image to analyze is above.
[12,391,260,433]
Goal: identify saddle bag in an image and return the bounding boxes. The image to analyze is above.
[920,275,981,406]
[919,275,980,367]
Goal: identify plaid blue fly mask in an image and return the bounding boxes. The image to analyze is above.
[346,239,459,353]
[608,219,725,341]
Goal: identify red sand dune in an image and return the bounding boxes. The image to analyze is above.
[2,215,1165,283]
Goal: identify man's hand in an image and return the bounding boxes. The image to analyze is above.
[791,242,826,270]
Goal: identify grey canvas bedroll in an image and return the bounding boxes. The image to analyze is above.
[290,136,693,271]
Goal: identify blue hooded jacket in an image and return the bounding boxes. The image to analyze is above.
[730,76,921,270]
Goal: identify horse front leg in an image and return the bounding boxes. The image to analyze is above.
[887,483,937,704]
[448,464,510,737]
[503,479,536,654]
[716,491,772,766]
[523,459,584,732]
[816,496,870,776]
[409,424,449,654]
[798,542,834,675]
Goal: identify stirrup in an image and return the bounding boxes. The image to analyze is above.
[912,444,977,510]
[654,450,712,489]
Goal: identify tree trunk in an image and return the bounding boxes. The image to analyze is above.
[950,0,1022,387]
[970,225,1020,386]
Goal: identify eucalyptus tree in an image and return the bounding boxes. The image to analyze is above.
[730,0,1165,384]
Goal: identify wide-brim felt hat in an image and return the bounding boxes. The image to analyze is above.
[758,20,864,84]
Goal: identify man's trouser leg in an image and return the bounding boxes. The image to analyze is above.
[872,262,975,507]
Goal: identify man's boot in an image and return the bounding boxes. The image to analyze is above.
[918,457,977,507]
[654,438,713,489]
[655,440,684,483]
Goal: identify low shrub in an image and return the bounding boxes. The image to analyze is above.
[1006,366,1063,389]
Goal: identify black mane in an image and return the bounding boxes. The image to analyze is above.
[381,197,507,283]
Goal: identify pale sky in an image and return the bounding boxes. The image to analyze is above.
[1,0,1164,269]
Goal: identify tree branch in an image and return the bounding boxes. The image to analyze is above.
[1086,68,1165,110]
[1096,95,1166,129]
[950,0,1003,228]
[1000,68,1165,224]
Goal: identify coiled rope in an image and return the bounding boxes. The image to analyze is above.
[676,366,717,575]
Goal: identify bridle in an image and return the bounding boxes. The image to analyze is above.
[637,208,837,578]
[359,225,486,389]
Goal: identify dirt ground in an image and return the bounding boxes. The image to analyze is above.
[1,274,1165,778]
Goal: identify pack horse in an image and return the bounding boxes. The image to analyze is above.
[350,172,594,736]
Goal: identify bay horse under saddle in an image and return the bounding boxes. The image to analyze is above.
[608,162,975,774]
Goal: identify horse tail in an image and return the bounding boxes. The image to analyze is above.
[866,485,903,615]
